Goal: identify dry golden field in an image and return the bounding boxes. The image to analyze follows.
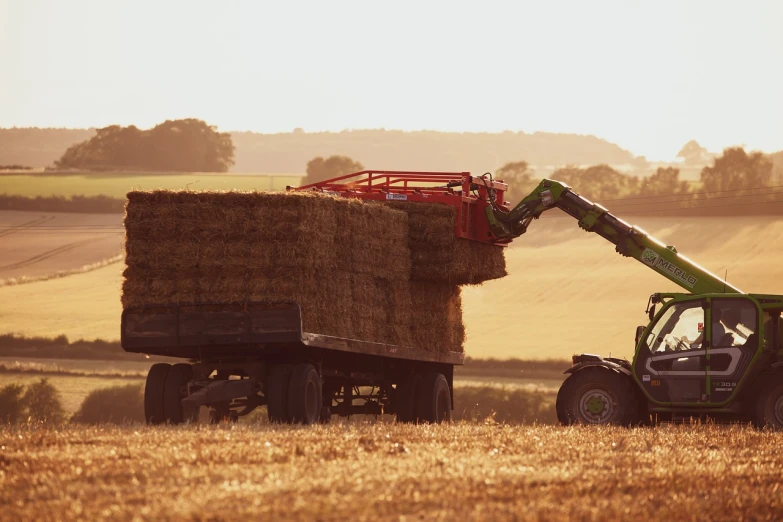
[0,211,122,282]
[2,214,783,360]
[1,423,781,521]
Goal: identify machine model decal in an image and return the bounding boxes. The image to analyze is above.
[640,248,697,288]
[385,194,408,201]
[714,381,737,392]
[642,374,651,382]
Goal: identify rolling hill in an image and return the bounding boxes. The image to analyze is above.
[1,214,781,360]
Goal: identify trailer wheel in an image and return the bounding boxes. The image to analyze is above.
[415,373,452,424]
[395,374,420,423]
[556,367,637,426]
[267,365,293,423]
[287,363,322,425]
[754,378,783,431]
[163,363,194,424]
[144,363,171,425]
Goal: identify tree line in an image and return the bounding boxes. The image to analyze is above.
[495,147,777,205]
[0,127,638,172]
[54,119,235,172]
[303,148,783,216]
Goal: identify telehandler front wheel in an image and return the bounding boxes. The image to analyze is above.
[556,367,638,426]
[755,379,783,431]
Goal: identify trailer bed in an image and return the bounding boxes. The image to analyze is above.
[121,301,464,366]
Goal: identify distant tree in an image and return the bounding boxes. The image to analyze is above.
[637,167,690,197]
[303,155,364,185]
[551,164,636,200]
[700,147,773,193]
[54,119,235,172]
[71,384,144,424]
[496,161,535,202]
[677,140,711,166]
[770,151,783,185]
[0,384,25,424]
[22,378,64,424]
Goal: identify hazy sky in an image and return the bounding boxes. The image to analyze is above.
[1,0,781,160]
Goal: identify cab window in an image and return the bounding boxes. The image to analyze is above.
[711,298,758,348]
[646,301,704,352]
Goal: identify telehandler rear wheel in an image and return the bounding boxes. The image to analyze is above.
[754,379,783,431]
[144,363,171,425]
[556,367,638,426]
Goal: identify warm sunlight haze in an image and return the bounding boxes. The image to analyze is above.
[1,2,782,521]
[2,0,782,160]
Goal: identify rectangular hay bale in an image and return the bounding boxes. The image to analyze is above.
[386,201,507,285]
[408,282,465,353]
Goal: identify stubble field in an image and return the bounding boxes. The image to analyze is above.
[1,423,781,521]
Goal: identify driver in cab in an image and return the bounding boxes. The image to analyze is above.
[689,308,741,349]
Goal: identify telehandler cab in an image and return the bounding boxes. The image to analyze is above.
[486,178,783,427]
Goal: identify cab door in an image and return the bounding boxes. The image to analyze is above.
[707,296,760,404]
[633,298,709,405]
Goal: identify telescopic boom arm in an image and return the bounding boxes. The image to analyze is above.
[486,179,743,295]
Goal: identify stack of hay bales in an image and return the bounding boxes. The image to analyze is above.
[122,191,506,354]
[123,191,411,346]
[386,201,506,353]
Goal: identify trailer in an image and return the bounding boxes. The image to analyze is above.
[123,301,463,424]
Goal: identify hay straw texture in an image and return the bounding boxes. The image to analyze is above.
[121,191,490,353]
[386,201,506,285]
[123,191,411,345]
[410,282,465,354]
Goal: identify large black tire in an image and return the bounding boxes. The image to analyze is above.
[267,364,293,423]
[287,363,322,425]
[395,374,420,423]
[754,377,783,431]
[415,373,452,424]
[556,367,638,426]
[144,363,171,425]
[163,363,194,424]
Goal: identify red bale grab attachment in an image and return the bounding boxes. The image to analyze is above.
[289,170,510,245]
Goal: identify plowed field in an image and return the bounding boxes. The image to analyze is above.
[0,211,122,281]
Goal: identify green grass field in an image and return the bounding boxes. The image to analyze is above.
[0,172,305,197]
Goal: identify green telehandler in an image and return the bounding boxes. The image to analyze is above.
[487,178,783,427]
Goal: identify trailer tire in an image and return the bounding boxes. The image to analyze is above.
[754,378,783,431]
[144,363,171,425]
[556,367,637,426]
[395,374,420,423]
[415,373,452,424]
[267,365,293,423]
[286,363,321,425]
[163,363,194,424]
